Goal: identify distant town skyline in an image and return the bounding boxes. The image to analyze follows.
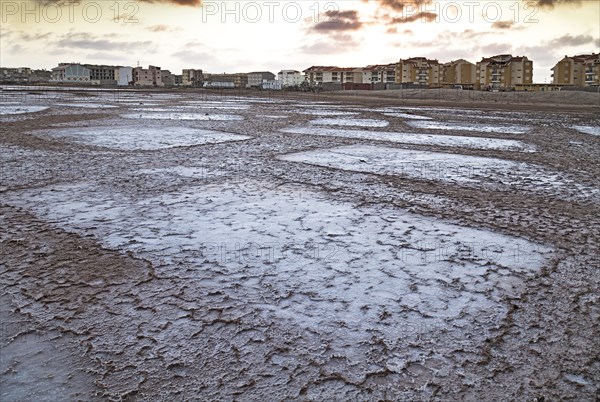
[1,0,599,82]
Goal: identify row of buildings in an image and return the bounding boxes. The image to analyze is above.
[305,53,598,91]
[0,67,52,83]
[42,64,303,90]
[28,63,201,87]
[1,53,598,91]
[304,55,537,91]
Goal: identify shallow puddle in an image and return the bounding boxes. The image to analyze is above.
[310,118,389,127]
[121,113,244,121]
[36,126,251,150]
[0,106,49,115]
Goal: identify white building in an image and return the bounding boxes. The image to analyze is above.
[360,64,397,84]
[303,66,364,86]
[116,67,133,86]
[277,70,304,87]
[262,80,282,90]
[50,63,91,83]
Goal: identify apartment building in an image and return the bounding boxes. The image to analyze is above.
[551,54,592,87]
[476,55,533,91]
[361,64,397,84]
[552,53,600,88]
[133,65,164,87]
[441,59,476,87]
[345,68,365,84]
[182,69,203,86]
[0,67,50,83]
[161,70,176,87]
[29,70,52,83]
[203,73,248,88]
[303,66,364,86]
[395,58,440,86]
[247,72,276,88]
[583,54,600,86]
[304,66,335,85]
[85,64,119,85]
[0,67,31,83]
[277,70,305,87]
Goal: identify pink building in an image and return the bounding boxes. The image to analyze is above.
[133,65,164,87]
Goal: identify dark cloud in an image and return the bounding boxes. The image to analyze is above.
[312,10,363,32]
[531,0,582,8]
[491,21,515,29]
[18,32,52,41]
[388,11,437,24]
[55,32,153,52]
[548,34,597,47]
[374,0,433,12]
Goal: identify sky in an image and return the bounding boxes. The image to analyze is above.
[1,0,599,82]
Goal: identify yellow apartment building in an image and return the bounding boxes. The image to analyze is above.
[440,59,476,87]
[476,55,533,91]
[583,54,600,86]
[550,55,594,87]
[395,57,440,86]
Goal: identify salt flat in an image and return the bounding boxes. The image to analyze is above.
[121,112,244,121]
[1,91,599,401]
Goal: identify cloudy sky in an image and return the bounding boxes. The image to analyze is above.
[1,0,598,82]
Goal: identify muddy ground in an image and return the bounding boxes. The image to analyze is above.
[1,88,599,401]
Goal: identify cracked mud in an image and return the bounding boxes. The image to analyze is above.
[1,89,599,401]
